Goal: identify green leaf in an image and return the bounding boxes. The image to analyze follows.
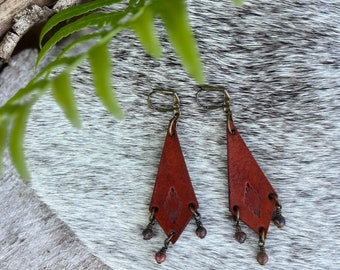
[37,12,124,68]
[152,0,204,83]
[44,54,88,80]
[0,118,8,175]
[9,104,32,181]
[88,23,124,47]
[53,13,125,64]
[232,0,244,5]
[129,0,146,8]
[54,32,106,61]
[39,0,123,47]
[130,6,161,58]
[3,57,80,109]
[88,43,124,119]
[52,72,81,128]
[128,0,139,7]
[4,54,82,107]
[2,80,50,109]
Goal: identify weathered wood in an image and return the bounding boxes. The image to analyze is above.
[0,4,54,67]
[0,0,56,39]
[0,0,81,68]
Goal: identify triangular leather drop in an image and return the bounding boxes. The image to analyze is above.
[227,120,276,237]
[150,126,198,243]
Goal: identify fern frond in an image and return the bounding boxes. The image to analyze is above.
[9,104,32,181]
[39,0,124,47]
[1,0,212,179]
[129,0,142,8]
[6,55,83,107]
[42,53,88,81]
[0,118,8,174]
[54,32,106,61]
[0,55,86,181]
[152,0,204,83]
[37,11,126,67]
[52,72,81,128]
[129,4,161,58]
[232,0,244,5]
[3,80,50,108]
[88,43,124,119]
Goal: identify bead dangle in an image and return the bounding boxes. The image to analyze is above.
[196,85,285,265]
[257,228,268,265]
[143,89,206,264]
[190,204,207,239]
[270,194,286,228]
[142,208,156,241]
[233,206,247,244]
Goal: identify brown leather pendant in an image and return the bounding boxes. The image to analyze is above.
[195,85,285,264]
[149,126,199,244]
[227,120,276,237]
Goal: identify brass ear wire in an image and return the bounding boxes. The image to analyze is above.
[148,89,181,136]
[195,85,234,134]
[148,89,180,113]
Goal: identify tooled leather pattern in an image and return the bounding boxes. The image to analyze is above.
[149,126,198,243]
[227,120,276,237]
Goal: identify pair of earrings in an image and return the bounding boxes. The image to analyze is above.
[142,85,285,265]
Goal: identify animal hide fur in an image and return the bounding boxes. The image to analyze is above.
[1,0,339,269]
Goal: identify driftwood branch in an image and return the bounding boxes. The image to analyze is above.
[0,0,57,38]
[0,0,82,68]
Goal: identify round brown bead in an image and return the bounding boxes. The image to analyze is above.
[196,226,207,239]
[142,228,153,240]
[155,250,166,264]
[273,215,286,228]
[234,231,247,243]
[257,251,269,265]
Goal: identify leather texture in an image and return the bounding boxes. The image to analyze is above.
[150,126,198,244]
[227,120,276,237]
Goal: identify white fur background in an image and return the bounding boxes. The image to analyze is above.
[2,0,339,269]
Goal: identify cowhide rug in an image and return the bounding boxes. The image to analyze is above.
[0,0,339,269]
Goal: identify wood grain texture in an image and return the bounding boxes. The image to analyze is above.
[0,0,82,68]
[0,0,56,39]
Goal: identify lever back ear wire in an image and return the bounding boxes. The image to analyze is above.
[195,84,285,265]
[148,89,181,136]
[195,85,234,134]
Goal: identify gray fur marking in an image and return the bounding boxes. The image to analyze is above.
[1,0,339,269]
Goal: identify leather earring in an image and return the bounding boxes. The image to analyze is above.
[196,85,285,265]
[143,89,206,264]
